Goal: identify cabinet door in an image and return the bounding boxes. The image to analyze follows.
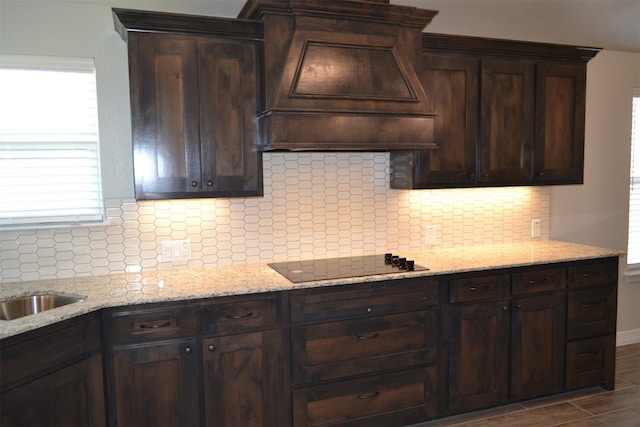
[129,33,202,198]
[479,58,534,184]
[202,331,281,427]
[534,62,587,183]
[390,53,478,188]
[448,301,510,413]
[112,340,199,427]
[511,293,565,401]
[1,354,106,427]
[198,39,262,197]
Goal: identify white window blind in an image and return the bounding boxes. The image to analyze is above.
[627,89,640,265]
[0,55,104,227]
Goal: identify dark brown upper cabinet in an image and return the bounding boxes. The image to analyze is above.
[391,34,599,189]
[239,0,440,151]
[113,9,263,200]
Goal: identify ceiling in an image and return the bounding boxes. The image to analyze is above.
[128,0,640,53]
[396,0,640,53]
[194,0,638,53]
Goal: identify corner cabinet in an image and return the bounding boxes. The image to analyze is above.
[0,313,106,427]
[390,34,599,189]
[113,9,263,200]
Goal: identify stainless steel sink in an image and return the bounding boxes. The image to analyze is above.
[0,294,85,321]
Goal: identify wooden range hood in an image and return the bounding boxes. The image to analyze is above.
[239,0,439,151]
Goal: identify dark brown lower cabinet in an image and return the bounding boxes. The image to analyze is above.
[203,331,282,427]
[293,367,437,427]
[1,354,105,427]
[112,340,200,427]
[0,313,105,427]
[511,293,566,400]
[104,295,284,427]
[448,300,510,413]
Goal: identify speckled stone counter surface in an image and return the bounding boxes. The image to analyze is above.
[0,240,621,339]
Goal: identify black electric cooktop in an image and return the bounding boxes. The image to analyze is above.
[268,254,428,283]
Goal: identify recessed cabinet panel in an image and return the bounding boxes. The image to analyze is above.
[448,300,510,413]
[479,58,534,184]
[534,62,586,183]
[133,34,201,196]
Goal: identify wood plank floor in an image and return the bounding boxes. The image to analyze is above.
[414,343,640,426]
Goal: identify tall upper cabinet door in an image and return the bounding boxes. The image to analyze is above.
[479,59,535,184]
[534,62,586,184]
[198,39,263,196]
[390,53,479,189]
[130,34,202,198]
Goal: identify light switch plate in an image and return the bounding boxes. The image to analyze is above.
[161,239,192,262]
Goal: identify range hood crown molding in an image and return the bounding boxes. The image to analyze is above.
[240,0,440,152]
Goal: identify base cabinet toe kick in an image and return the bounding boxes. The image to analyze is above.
[0,256,618,426]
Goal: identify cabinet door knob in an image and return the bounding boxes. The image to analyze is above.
[502,305,509,311]
[469,173,476,180]
[206,180,213,187]
[208,345,216,352]
[184,347,192,355]
[516,303,523,309]
[191,180,198,188]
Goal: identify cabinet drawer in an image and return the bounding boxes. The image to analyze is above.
[201,296,277,335]
[108,304,197,345]
[293,367,437,427]
[292,310,437,384]
[567,286,617,340]
[290,277,439,323]
[450,273,510,303]
[567,259,617,289]
[512,266,565,295]
[566,335,615,390]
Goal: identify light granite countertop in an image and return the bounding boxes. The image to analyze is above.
[0,240,621,339]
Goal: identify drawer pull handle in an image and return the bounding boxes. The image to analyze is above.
[582,272,600,278]
[184,347,192,355]
[208,345,216,352]
[579,351,599,357]
[352,333,380,340]
[356,391,380,400]
[469,285,490,292]
[528,278,548,284]
[138,320,172,329]
[225,312,254,320]
[580,303,598,308]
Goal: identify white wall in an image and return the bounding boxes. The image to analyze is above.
[550,51,640,338]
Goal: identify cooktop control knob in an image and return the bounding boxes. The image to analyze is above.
[406,260,415,271]
[398,258,407,269]
[384,253,393,264]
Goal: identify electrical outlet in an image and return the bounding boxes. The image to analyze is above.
[425,225,437,245]
[531,219,541,238]
[161,239,192,262]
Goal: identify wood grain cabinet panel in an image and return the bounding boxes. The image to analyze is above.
[448,300,510,413]
[114,10,263,200]
[511,293,566,400]
[111,340,200,427]
[534,62,587,183]
[391,34,598,189]
[292,310,437,384]
[293,367,437,427]
[0,313,105,427]
[203,331,281,427]
[390,53,478,188]
[479,58,535,184]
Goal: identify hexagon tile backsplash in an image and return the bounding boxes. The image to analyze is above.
[0,153,549,283]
